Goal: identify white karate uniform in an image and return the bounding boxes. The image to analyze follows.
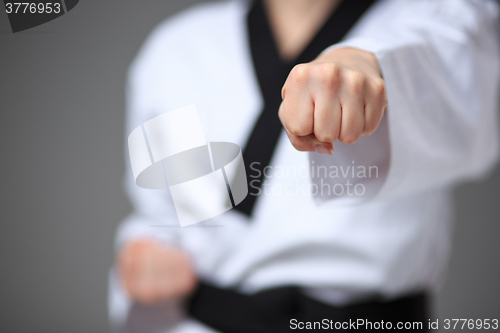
[108,0,500,332]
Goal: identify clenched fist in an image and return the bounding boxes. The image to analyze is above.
[117,239,197,305]
[279,47,388,154]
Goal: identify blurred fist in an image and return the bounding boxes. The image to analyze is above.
[117,239,197,305]
[279,47,388,154]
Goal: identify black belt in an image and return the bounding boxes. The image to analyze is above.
[188,282,428,332]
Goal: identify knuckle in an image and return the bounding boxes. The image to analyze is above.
[371,78,387,99]
[316,131,337,143]
[278,103,285,120]
[290,64,309,83]
[287,121,309,136]
[366,119,378,131]
[347,71,366,94]
[339,132,359,144]
[287,122,307,136]
[362,125,376,136]
[316,63,340,85]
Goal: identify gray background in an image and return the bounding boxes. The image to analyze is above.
[0,1,498,332]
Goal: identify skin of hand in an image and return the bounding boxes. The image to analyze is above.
[279,47,388,155]
[117,239,198,305]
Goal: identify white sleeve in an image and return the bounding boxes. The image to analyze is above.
[317,0,500,201]
[109,22,188,332]
[115,22,183,252]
